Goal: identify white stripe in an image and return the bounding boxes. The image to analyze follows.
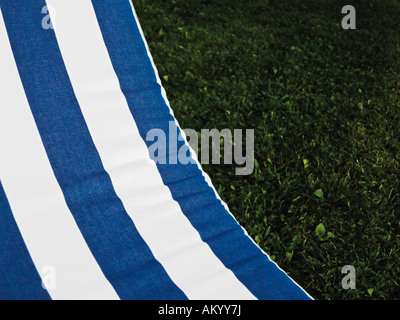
[0,10,120,301]
[47,0,256,300]
[128,3,313,300]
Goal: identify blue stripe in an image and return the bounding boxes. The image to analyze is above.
[91,0,310,300]
[0,181,51,300]
[0,0,186,300]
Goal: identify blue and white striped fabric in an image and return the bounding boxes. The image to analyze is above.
[0,0,312,300]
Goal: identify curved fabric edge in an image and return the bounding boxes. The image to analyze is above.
[106,0,313,300]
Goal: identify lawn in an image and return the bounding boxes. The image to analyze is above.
[132,0,400,300]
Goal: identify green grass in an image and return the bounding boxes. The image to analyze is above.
[132,0,400,299]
